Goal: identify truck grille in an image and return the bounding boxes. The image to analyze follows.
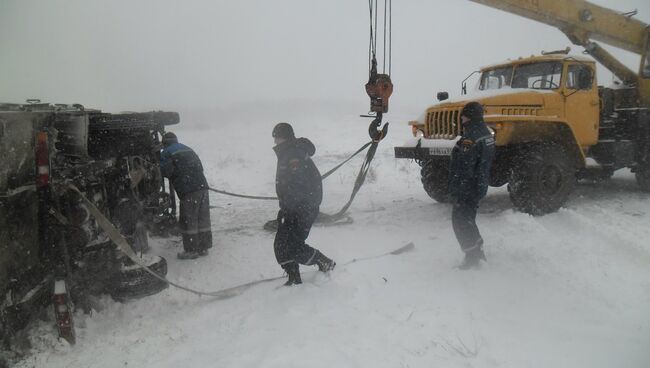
[426,108,462,139]
[501,107,539,116]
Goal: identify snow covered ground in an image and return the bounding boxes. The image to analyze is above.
[14,107,650,368]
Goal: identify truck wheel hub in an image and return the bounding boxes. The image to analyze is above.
[541,165,562,194]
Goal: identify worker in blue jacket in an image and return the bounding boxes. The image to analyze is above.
[448,102,495,269]
[160,132,212,259]
[272,123,335,286]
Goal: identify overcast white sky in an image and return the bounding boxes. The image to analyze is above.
[1,0,649,115]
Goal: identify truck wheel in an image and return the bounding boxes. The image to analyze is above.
[635,168,650,192]
[508,143,576,215]
[108,255,168,301]
[420,159,452,203]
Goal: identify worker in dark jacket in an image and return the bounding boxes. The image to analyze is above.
[448,102,495,269]
[272,122,335,286]
[160,132,212,259]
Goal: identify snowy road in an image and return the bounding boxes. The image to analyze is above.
[15,111,650,368]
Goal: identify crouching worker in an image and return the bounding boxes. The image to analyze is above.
[160,132,213,259]
[272,123,335,286]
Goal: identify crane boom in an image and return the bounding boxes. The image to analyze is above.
[469,0,650,104]
[470,0,647,54]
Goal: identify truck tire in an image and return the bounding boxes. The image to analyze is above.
[635,168,650,192]
[508,143,576,215]
[108,255,168,301]
[420,159,452,203]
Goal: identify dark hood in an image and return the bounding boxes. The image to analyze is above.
[295,137,316,156]
[274,137,316,157]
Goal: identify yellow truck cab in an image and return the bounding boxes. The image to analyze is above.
[395,51,650,215]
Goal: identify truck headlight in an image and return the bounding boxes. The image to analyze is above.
[411,126,425,138]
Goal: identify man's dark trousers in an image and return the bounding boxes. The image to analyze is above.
[179,189,212,253]
[274,206,320,268]
[451,198,483,252]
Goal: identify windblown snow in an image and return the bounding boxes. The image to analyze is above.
[13,109,650,368]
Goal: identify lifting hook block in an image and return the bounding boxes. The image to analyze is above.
[368,113,389,142]
[365,56,393,114]
[365,74,393,114]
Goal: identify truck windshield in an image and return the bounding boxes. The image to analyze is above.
[479,66,513,90]
[511,61,563,89]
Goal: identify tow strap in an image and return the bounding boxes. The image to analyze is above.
[68,184,225,297]
[208,140,373,201]
[62,137,385,297]
[320,128,383,221]
[66,183,411,299]
[208,138,380,226]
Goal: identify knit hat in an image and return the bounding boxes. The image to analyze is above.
[272,122,295,140]
[162,131,178,146]
[460,101,484,122]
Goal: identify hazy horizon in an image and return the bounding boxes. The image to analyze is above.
[2,0,649,116]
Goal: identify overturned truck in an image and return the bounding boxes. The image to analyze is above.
[0,101,178,345]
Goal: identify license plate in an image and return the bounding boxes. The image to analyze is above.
[428,147,452,156]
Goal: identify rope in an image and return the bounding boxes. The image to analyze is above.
[368,0,376,74]
[321,141,373,180]
[383,0,387,73]
[319,139,380,221]
[68,184,226,297]
[206,140,379,225]
[368,0,391,77]
[207,140,373,202]
[388,0,392,76]
[65,183,411,299]
[373,0,378,56]
[208,188,275,201]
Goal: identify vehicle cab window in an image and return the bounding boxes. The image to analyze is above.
[566,64,593,90]
[511,61,563,89]
[479,66,513,90]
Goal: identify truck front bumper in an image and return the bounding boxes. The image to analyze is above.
[394,138,457,160]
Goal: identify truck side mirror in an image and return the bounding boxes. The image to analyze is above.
[578,69,593,89]
[437,92,449,101]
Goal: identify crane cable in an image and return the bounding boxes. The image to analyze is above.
[368,0,392,77]
[196,3,394,226]
[365,0,393,128]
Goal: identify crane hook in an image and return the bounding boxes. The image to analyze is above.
[368,112,389,142]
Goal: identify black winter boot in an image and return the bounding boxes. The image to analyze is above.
[314,251,336,273]
[177,250,200,260]
[283,263,302,286]
[458,246,486,270]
